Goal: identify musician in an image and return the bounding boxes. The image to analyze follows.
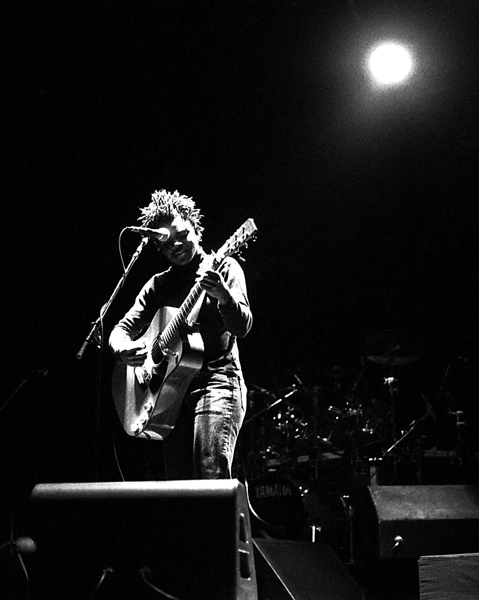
[109,189,253,480]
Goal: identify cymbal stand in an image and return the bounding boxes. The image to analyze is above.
[243,387,298,426]
[438,359,468,470]
[310,386,320,481]
[384,375,399,440]
[324,364,364,451]
[448,409,467,468]
[382,375,400,478]
[382,410,431,460]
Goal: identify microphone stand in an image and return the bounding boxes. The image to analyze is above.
[0,378,29,417]
[75,237,149,481]
[76,237,149,360]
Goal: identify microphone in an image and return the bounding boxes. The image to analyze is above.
[126,226,170,242]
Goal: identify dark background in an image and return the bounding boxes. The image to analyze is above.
[2,1,479,506]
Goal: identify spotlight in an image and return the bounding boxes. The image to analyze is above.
[368,42,414,85]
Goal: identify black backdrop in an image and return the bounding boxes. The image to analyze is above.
[3,1,479,505]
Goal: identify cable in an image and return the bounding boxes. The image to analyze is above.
[244,479,287,537]
[0,534,35,600]
[382,536,404,559]
[89,567,114,599]
[112,428,127,482]
[118,228,131,282]
[140,567,187,600]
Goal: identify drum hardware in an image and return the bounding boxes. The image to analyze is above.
[242,336,477,538]
[243,386,296,426]
[316,395,384,462]
[367,457,381,487]
[301,484,351,560]
[315,360,372,457]
[364,329,422,368]
[449,409,466,443]
[322,364,349,381]
[421,356,472,472]
[369,370,412,479]
[347,432,385,462]
[341,493,355,564]
[383,375,399,446]
[265,404,310,464]
[446,408,471,470]
[362,329,422,438]
[363,330,422,459]
[436,354,469,397]
[241,385,310,478]
[382,409,434,460]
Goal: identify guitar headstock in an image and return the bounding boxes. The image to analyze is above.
[215,218,258,263]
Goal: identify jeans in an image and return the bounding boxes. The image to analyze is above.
[162,370,246,480]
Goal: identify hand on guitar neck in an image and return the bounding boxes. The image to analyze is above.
[197,268,232,306]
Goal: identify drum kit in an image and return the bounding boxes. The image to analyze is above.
[237,330,474,560]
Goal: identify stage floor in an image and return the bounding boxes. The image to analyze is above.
[348,560,420,600]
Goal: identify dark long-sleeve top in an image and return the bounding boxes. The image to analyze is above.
[109,252,252,374]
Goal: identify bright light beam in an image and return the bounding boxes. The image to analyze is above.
[368,43,413,85]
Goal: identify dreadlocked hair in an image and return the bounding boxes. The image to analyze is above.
[139,189,204,238]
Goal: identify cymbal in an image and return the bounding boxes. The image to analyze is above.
[364,329,422,367]
[366,353,421,366]
[248,384,276,397]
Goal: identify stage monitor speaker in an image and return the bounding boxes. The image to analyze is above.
[26,480,257,600]
[253,539,362,600]
[419,553,479,600]
[357,485,479,560]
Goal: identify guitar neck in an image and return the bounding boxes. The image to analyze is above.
[161,283,202,343]
[161,254,222,344]
[156,218,257,346]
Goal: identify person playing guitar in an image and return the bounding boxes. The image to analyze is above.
[109,189,254,480]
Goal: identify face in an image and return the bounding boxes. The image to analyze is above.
[159,215,201,266]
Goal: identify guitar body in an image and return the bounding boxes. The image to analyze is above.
[111,306,204,440]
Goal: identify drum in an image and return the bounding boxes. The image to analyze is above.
[248,474,350,557]
[243,407,309,476]
[317,398,386,458]
[247,474,305,540]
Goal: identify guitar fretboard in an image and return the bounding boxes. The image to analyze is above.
[150,255,219,362]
